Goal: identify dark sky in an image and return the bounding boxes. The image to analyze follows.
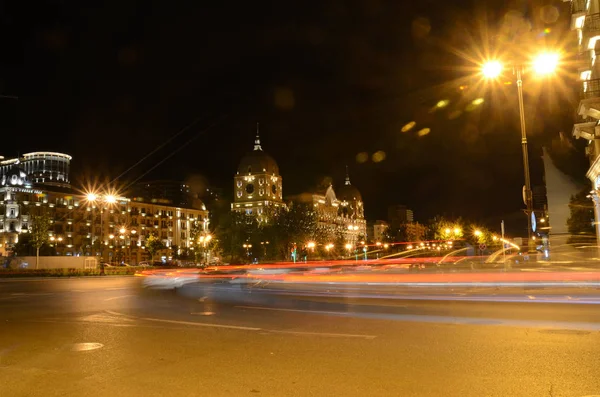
[8,0,587,234]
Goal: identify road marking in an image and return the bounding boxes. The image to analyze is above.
[190,311,215,316]
[104,295,134,301]
[198,296,209,302]
[264,329,376,340]
[141,317,261,331]
[105,310,133,317]
[105,287,127,291]
[236,305,351,316]
[527,295,535,300]
[71,289,85,293]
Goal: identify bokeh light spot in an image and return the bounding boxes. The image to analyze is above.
[401,121,416,132]
[471,98,484,105]
[417,128,430,137]
[436,99,450,108]
[356,152,369,163]
[372,151,386,163]
[274,87,295,110]
[448,110,462,120]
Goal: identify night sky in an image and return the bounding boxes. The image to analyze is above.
[8,0,588,234]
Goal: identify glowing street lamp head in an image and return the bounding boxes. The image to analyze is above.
[307,241,315,249]
[119,227,126,234]
[86,192,98,202]
[345,243,352,250]
[482,60,503,78]
[474,230,482,237]
[105,194,117,204]
[532,52,559,75]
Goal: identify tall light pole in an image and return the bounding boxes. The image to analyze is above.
[482,52,559,255]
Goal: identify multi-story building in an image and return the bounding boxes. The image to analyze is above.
[231,127,368,245]
[568,0,600,242]
[304,172,367,244]
[370,220,389,242]
[387,204,414,230]
[1,152,72,188]
[231,129,284,221]
[0,153,209,262]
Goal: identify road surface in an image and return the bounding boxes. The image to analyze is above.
[1,276,599,396]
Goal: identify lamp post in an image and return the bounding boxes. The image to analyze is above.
[85,192,98,256]
[482,52,559,255]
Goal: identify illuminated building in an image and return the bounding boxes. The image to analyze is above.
[370,220,389,242]
[0,158,208,261]
[231,126,284,221]
[0,152,72,188]
[567,0,600,243]
[299,170,367,244]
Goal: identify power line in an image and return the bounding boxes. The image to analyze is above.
[109,114,210,185]
[121,114,227,192]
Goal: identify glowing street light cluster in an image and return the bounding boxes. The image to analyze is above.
[481,52,559,79]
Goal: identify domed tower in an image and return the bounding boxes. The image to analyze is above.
[337,167,367,241]
[232,124,283,220]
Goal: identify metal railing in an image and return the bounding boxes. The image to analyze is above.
[572,0,587,14]
[584,13,600,35]
[582,78,600,99]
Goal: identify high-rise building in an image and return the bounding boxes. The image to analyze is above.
[387,204,414,229]
[567,0,600,242]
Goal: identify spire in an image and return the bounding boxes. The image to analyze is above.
[345,165,351,185]
[254,122,262,151]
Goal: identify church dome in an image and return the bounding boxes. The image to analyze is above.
[237,127,279,175]
[337,170,362,202]
[337,184,362,202]
[237,150,279,175]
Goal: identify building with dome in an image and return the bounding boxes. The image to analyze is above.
[231,126,284,221]
[305,170,367,244]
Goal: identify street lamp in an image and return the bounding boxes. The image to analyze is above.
[482,52,559,254]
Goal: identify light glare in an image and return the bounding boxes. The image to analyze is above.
[482,60,503,78]
[532,52,559,75]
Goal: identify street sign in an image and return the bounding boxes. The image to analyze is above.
[531,212,537,233]
[479,243,487,250]
[522,185,527,206]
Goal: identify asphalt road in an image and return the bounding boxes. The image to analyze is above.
[1,277,600,397]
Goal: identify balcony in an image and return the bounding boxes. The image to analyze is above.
[572,0,586,14]
[582,13,600,49]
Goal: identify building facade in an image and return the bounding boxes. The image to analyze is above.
[1,152,72,188]
[0,154,209,262]
[306,173,367,244]
[388,204,414,230]
[371,220,389,242]
[231,129,284,221]
[568,0,600,242]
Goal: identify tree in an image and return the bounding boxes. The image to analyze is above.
[30,212,51,269]
[567,187,596,244]
[145,233,165,261]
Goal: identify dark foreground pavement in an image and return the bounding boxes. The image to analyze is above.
[1,277,600,397]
